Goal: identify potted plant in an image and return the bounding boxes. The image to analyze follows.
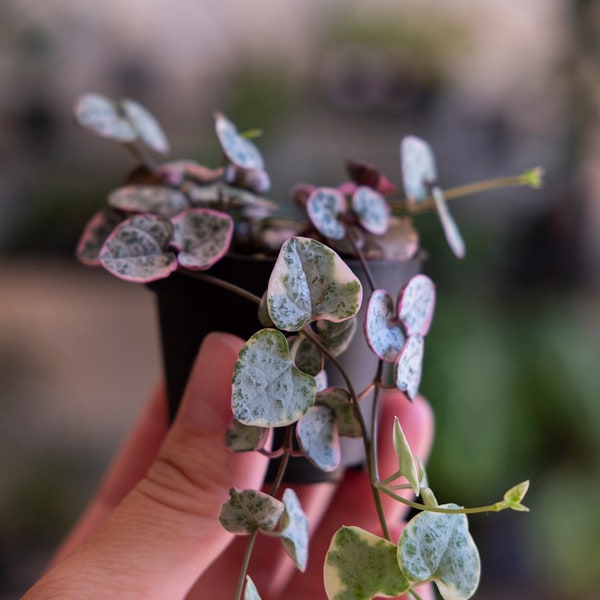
[74,93,541,599]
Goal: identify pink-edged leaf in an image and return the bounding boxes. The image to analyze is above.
[306,187,347,241]
[371,216,420,261]
[432,186,466,259]
[279,489,309,572]
[290,336,324,377]
[76,207,126,266]
[171,208,233,270]
[394,335,424,401]
[120,98,170,154]
[351,186,390,235]
[346,159,398,195]
[316,387,362,438]
[400,136,437,203]
[297,405,340,472]
[219,488,284,534]
[227,165,271,194]
[108,185,188,217]
[158,160,225,186]
[99,214,177,283]
[215,112,264,170]
[398,274,436,337]
[74,93,136,142]
[291,183,316,209]
[365,290,405,363]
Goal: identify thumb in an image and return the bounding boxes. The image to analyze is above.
[26,332,268,600]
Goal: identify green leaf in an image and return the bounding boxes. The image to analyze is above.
[432,186,465,259]
[278,489,309,572]
[120,98,170,154]
[365,289,405,363]
[316,387,362,438]
[522,166,544,189]
[232,329,316,427]
[393,417,420,495]
[503,480,530,512]
[394,335,424,401]
[306,187,347,241]
[297,406,340,472]
[314,318,357,357]
[226,419,268,452]
[351,186,390,235]
[398,274,436,337]
[400,136,437,203]
[291,336,324,376]
[244,576,262,600]
[324,526,410,599]
[397,505,480,600]
[258,292,275,327]
[74,93,136,142]
[267,237,362,332]
[215,112,264,170]
[76,208,126,266]
[108,185,188,217]
[219,488,284,534]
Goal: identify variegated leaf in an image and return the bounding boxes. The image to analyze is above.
[398,274,436,337]
[297,406,340,472]
[365,290,405,362]
[306,187,347,241]
[215,112,264,170]
[76,208,126,266]
[432,186,466,259]
[400,136,437,203]
[394,335,424,401]
[108,185,188,217]
[346,158,397,195]
[314,318,357,357]
[351,186,390,235]
[316,387,362,438]
[121,98,170,154]
[291,336,323,376]
[278,489,309,572]
[226,419,269,452]
[244,576,262,600]
[219,488,284,534]
[393,417,420,495]
[74,93,136,142]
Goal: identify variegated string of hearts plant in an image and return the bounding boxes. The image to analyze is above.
[74,93,542,600]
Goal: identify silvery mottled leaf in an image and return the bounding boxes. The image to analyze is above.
[314,369,329,392]
[400,136,437,203]
[314,318,357,357]
[291,336,323,376]
[215,112,264,170]
[228,165,272,195]
[397,506,480,600]
[351,186,390,235]
[370,216,420,261]
[244,576,262,600]
[365,290,405,362]
[226,419,269,452]
[99,214,177,283]
[171,208,233,270]
[232,329,316,427]
[325,526,410,600]
[306,187,347,241]
[432,186,466,259]
[346,158,398,195]
[316,387,362,438]
[297,406,340,472]
[76,208,126,266]
[74,93,136,142]
[108,185,188,217]
[398,274,436,337]
[393,417,420,495]
[120,98,170,154]
[267,237,362,332]
[394,335,424,401]
[219,488,284,534]
[278,488,309,572]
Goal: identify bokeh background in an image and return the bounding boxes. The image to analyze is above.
[1,1,599,598]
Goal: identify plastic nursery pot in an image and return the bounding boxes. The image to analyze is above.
[146,253,423,484]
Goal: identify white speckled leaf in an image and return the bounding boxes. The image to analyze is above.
[278,489,309,572]
[307,187,347,241]
[401,136,437,203]
[351,186,390,235]
[365,290,405,362]
[171,208,233,270]
[394,335,424,401]
[244,576,262,600]
[297,406,340,472]
[74,93,136,142]
[398,275,436,337]
[226,419,269,452]
[316,387,362,438]
[291,336,324,376]
[397,505,480,600]
[393,417,420,495]
[232,329,316,427]
[120,98,170,154]
[76,208,126,266]
[108,185,188,217]
[99,214,177,282]
[215,112,264,170]
[314,318,357,357]
[267,237,363,332]
[432,186,466,259]
[219,488,284,534]
[325,526,410,600]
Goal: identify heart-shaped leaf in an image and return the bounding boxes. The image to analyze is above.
[232,329,316,427]
[171,208,233,270]
[108,185,188,217]
[74,93,136,142]
[365,290,405,362]
[215,112,264,170]
[397,506,481,600]
[432,186,466,259]
[394,335,424,401]
[346,158,397,195]
[99,214,177,282]
[306,187,347,241]
[314,318,357,357]
[219,488,284,534]
[400,136,437,203]
[290,336,323,376]
[316,387,362,438]
[393,417,420,495]
[351,186,390,235]
[244,576,262,600]
[267,237,362,332]
[325,526,411,600]
[372,216,420,261]
[297,406,340,472]
[398,275,436,337]
[226,419,269,452]
[76,208,126,266]
[120,98,170,154]
[278,488,309,572]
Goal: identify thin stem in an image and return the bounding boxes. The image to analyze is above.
[178,267,262,305]
[409,588,425,600]
[234,529,259,600]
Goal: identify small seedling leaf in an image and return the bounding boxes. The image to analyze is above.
[398,274,436,337]
[278,488,309,572]
[219,488,284,534]
[397,505,481,600]
[108,185,188,217]
[351,186,390,235]
[503,480,530,512]
[244,576,262,600]
[267,237,362,332]
[226,419,269,452]
[365,289,405,362]
[297,406,340,472]
[120,98,170,154]
[74,93,136,142]
[393,417,420,495]
[394,335,424,401]
[306,187,347,241]
[324,526,411,599]
[400,136,437,203]
[76,208,126,266]
[171,208,233,270]
[215,112,264,170]
[291,336,324,376]
[316,387,362,438]
[99,214,177,282]
[314,318,357,357]
[522,166,544,189]
[232,329,316,427]
[432,186,466,259]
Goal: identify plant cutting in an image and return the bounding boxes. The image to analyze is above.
[74,92,541,599]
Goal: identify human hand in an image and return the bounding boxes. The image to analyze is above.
[24,332,434,599]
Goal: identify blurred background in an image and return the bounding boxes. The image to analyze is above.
[1,1,599,598]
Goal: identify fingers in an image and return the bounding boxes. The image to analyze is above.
[25,332,269,600]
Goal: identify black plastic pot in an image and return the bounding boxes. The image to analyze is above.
[147,253,422,483]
